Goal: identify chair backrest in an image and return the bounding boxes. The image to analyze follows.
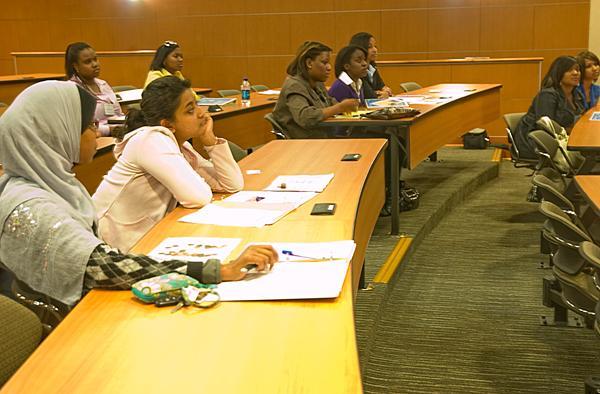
[399,82,422,93]
[531,174,573,212]
[579,241,600,271]
[264,113,289,139]
[218,89,241,98]
[251,85,269,92]
[538,201,591,247]
[503,112,525,133]
[528,130,575,175]
[112,85,137,92]
[0,294,42,386]
[227,141,248,162]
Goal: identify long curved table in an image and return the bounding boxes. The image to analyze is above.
[1,138,386,394]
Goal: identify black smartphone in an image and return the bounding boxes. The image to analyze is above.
[341,153,361,161]
[311,203,336,215]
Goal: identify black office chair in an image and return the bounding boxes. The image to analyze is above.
[0,294,42,386]
[528,130,577,178]
[112,85,137,92]
[227,141,248,162]
[539,202,597,327]
[264,113,289,139]
[503,112,538,169]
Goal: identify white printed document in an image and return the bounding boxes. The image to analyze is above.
[148,237,241,262]
[215,240,356,301]
[264,174,334,192]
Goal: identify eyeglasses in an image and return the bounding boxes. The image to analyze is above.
[163,40,178,48]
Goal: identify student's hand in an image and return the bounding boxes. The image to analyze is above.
[197,111,218,146]
[376,90,390,99]
[382,86,393,96]
[220,245,279,281]
[338,98,360,113]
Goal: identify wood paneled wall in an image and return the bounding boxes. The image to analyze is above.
[0,1,590,94]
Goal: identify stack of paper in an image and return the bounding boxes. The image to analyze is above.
[257,90,281,95]
[215,240,356,301]
[178,191,318,227]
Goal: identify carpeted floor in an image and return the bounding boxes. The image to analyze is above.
[358,156,600,393]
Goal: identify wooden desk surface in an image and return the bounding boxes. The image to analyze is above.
[568,105,600,151]
[0,73,64,84]
[575,175,600,215]
[209,91,278,119]
[2,139,386,394]
[325,83,502,169]
[197,91,278,150]
[378,57,543,67]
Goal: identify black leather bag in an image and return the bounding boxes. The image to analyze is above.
[400,187,420,211]
[361,107,420,120]
[462,128,490,149]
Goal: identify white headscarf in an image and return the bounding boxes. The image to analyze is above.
[0,81,101,305]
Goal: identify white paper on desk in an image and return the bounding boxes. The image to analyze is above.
[590,111,600,121]
[115,88,143,102]
[148,237,241,262]
[263,174,334,192]
[178,204,288,227]
[257,89,281,95]
[216,240,356,301]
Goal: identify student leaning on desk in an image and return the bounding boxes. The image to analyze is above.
[272,41,358,139]
[0,81,277,323]
[93,76,243,253]
[65,42,124,138]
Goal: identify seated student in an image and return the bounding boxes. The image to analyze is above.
[349,32,393,99]
[0,81,276,309]
[145,41,186,85]
[514,56,584,160]
[65,42,124,137]
[93,76,243,253]
[328,45,368,105]
[272,41,358,139]
[576,51,600,111]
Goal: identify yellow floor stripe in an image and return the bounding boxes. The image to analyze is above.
[373,237,413,284]
[491,148,503,162]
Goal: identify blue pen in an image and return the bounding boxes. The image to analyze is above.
[282,250,320,260]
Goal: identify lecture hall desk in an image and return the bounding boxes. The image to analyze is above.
[1,138,386,394]
[0,73,64,104]
[568,103,600,174]
[324,83,502,235]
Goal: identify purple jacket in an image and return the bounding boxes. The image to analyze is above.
[328,78,365,105]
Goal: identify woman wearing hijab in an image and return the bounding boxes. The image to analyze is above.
[0,81,277,310]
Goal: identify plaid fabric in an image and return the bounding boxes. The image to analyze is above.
[84,244,186,290]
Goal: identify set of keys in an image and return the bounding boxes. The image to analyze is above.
[154,286,218,312]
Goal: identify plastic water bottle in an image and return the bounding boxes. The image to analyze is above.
[241,77,251,106]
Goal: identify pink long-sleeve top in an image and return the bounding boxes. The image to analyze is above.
[70,75,124,137]
[92,126,244,253]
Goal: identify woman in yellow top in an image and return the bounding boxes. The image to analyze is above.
[144,41,198,100]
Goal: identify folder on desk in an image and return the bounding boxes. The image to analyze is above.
[197,97,236,106]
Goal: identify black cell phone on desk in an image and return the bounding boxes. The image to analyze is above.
[341,153,361,161]
[208,105,223,113]
[311,203,336,215]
